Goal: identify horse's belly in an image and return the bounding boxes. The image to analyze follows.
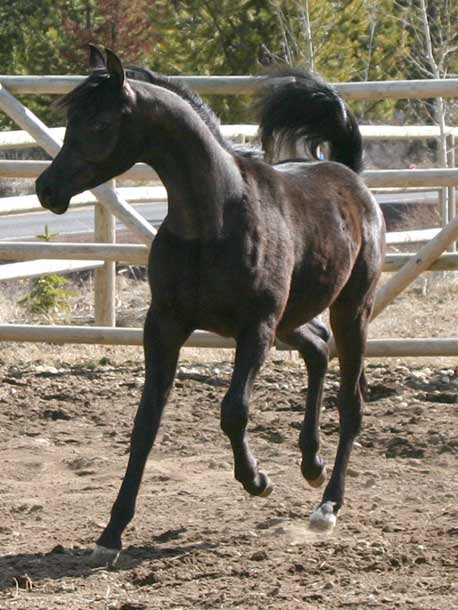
[195,272,289,336]
[280,257,352,330]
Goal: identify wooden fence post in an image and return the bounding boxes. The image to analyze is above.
[448,134,456,252]
[94,181,116,326]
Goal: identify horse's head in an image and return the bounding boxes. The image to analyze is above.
[36,46,142,214]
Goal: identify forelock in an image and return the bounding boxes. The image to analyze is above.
[55,72,126,117]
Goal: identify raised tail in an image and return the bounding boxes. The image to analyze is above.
[258,69,363,173]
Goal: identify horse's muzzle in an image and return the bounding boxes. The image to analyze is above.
[35,175,70,215]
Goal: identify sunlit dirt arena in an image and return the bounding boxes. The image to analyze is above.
[0,337,457,609]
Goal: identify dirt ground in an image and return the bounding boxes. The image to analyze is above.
[0,275,457,610]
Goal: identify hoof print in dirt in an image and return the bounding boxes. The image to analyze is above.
[42,408,72,421]
[385,436,425,459]
[424,392,458,405]
[366,383,400,401]
[152,526,187,543]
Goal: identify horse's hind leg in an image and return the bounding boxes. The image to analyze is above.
[92,307,190,564]
[221,320,276,496]
[277,319,329,488]
[309,297,372,532]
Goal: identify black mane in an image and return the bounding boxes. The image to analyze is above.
[56,66,263,158]
[126,66,232,152]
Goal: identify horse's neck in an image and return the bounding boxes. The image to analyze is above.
[138,86,244,240]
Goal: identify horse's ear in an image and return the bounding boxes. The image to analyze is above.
[88,44,106,72]
[105,48,125,88]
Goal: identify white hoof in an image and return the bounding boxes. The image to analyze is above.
[308,501,337,532]
[89,544,120,567]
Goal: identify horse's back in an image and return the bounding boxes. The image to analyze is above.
[251,159,383,256]
[273,160,376,219]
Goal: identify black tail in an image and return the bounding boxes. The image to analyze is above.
[258,69,363,173]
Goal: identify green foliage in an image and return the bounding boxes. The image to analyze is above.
[0,1,456,126]
[59,0,159,67]
[19,225,75,316]
[20,274,74,315]
[266,0,410,120]
[0,1,72,129]
[150,1,272,74]
[148,0,276,121]
[36,224,59,242]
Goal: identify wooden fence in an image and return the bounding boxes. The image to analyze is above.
[0,74,457,357]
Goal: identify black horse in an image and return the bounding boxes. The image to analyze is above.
[36,46,385,564]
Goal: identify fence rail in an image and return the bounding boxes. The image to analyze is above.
[0,323,456,358]
[0,73,457,356]
[2,124,457,151]
[1,241,458,273]
[1,75,458,99]
[3,159,458,189]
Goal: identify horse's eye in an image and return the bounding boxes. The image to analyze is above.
[92,121,110,133]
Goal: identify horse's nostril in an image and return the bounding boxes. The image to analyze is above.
[38,185,53,206]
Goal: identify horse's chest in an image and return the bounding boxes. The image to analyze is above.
[148,230,287,332]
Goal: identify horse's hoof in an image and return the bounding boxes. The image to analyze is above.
[306,466,327,488]
[243,472,273,497]
[308,501,337,532]
[89,544,120,567]
[259,484,273,497]
[259,477,273,497]
[257,471,273,497]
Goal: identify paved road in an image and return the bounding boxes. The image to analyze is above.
[0,191,438,242]
[0,202,168,242]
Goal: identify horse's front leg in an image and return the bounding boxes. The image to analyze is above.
[91,307,190,565]
[221,320,276,496]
